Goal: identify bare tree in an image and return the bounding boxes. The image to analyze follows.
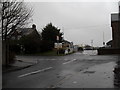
[0,0,33,65]
[1,0,33,40]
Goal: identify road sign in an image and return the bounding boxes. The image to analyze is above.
[54,43,62,48]
[56,36,59,41]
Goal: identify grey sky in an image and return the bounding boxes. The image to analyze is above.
[28,2,118,47]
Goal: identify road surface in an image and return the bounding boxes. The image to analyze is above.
[3,50,120,88]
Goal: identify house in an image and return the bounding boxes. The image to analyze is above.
[2,24,41,65]
[11,24,40,40]
[97,2,120,55]
[111,2,120,48]
[14,24,41,54]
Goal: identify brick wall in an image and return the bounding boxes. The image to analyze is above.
[111,21,120,48]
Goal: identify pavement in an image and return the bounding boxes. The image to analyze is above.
[3,58,38,73]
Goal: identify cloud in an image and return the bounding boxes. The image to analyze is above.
[28,2,118,46]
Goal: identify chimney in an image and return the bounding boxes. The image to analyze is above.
[32,24,36,30]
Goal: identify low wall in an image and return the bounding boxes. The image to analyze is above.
[97,48,120,55]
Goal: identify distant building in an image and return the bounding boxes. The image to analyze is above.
[84,45,93,50]
[73,45,79,52]
[62,40,74,54]
[111,2,120,48]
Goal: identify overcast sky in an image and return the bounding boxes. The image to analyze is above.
[27,1,119,47]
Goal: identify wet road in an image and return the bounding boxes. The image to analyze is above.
[3,50,120,88]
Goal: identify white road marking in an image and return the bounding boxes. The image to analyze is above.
[64,59,69,61]
[38,59,69,61]
[38,59,56,60]
[51,59,56,60]
[62,59,77,65]
[18,67,53,78]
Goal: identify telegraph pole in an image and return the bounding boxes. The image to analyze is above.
[62,27,64,40]
[91,40,93,50]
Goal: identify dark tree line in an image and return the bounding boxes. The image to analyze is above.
[9,23,63,54]
[18,23,63,53]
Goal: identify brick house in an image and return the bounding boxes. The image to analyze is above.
[98,2,120,55]
[111,2,120,48]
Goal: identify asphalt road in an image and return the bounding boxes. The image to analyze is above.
[3,50,120,88]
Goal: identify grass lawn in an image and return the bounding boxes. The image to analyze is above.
[37,50,65,56]
[18,50,65,56]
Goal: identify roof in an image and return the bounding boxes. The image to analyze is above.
[106,40,112,45]
[63,40,73,44]
[17,28,35,36]
[111,13,120,22]
[111,2,120,22]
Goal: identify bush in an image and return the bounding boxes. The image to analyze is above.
[59,49,65,54]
